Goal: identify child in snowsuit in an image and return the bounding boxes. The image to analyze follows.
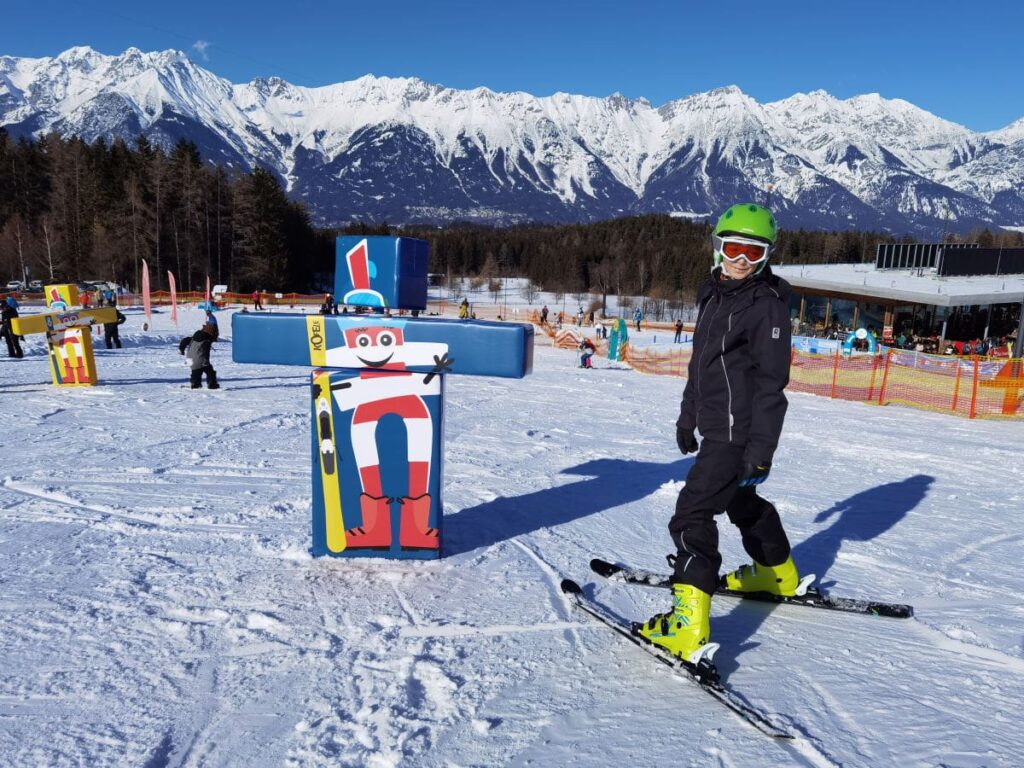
[637,203,802,665]
[1,297,24,358]
[104,309,127,349]
[178,322,220,389]
[578,338,596,368]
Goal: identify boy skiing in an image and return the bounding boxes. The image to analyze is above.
[178,322,220,389]
[637,203,802,664]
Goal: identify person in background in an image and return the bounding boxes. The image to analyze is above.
[178,322,220,389]
[103,308,127,349]
[252,290,263,311]
[674,319,684,344]
[633,306,643,332]
[1,296,24,358]
[541,305,549,324]
[637,203,802,667]
[458,298,470,320]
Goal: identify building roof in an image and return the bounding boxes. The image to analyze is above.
[772,263,1024,307]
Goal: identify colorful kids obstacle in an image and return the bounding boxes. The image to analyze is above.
[10,284,116,386]
[607,318,628,361]
[232,236,534,559]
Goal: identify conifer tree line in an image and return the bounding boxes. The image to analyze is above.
[0,129,331,292]
[389,218,1023,307]
[2,129,1020,300]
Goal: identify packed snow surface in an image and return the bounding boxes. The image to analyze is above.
[1,306,1023,767]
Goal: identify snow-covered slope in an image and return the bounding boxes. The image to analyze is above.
[3,46,1023,233]
[1,306,1022,766]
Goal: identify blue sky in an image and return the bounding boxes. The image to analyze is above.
[4,0,1022,131]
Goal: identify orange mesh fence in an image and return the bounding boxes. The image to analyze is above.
[620,342,693,378]
[605,341,1024,420]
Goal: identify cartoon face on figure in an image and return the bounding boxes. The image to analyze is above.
[324,320,449,371]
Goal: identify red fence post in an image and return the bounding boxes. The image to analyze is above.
[867,352,881,402]
[877,349,893,405]
[969,356,980,419]
[830,349,840,399]
[951,359,963,413]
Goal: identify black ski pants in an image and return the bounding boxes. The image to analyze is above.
[668,439,791,595]
[104,327,121,349]
[1,328,23,358]
[190,365,218,388]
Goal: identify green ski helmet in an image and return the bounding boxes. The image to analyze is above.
[712,203,778,273]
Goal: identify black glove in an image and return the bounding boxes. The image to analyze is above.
[676,422,698,454]
[738,461,771,487]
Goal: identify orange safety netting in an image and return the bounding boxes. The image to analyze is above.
[615,343,1024,420]
[620,341,693,378]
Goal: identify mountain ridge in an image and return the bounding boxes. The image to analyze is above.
[3,45,1022,234]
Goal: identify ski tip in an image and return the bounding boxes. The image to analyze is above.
[560,578,583,595]
[589,558,621,578]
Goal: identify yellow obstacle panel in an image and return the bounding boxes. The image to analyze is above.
[9,307,117,337]
[8,284,117,387]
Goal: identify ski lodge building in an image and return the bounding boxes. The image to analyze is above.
[773,243,1024,354]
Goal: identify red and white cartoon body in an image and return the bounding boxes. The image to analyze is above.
[321,322,451,550]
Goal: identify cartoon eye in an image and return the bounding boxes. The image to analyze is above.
[356,334,371,347]
[379,332,394,347]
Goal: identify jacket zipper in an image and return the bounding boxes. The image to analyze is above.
[721,312,734,442]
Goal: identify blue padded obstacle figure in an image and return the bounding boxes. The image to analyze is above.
[233,236,533,559]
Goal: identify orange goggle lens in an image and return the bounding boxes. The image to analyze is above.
[721,240,768,262]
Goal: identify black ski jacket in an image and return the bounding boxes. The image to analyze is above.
[679,265,792,465]
[104,310,126,331]
[0,304,18,337]
[179,329,215,370]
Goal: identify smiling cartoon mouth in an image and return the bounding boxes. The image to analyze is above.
[357,353,394,368]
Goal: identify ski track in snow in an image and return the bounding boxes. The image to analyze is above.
[1,306,1023,766]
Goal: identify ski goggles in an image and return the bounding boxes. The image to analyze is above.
[713,235,772,265]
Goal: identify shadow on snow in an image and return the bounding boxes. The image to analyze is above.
[445,457,693,556]
[713,474,933,679]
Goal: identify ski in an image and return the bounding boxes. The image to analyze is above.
[590,558,914,619]
[560,579,794,739]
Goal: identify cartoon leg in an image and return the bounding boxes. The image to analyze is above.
[349,492,392,549]
[399,415,439,549]
[346,420,393,548]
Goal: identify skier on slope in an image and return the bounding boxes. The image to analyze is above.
[637,203,803,663]
[178,322,220,389]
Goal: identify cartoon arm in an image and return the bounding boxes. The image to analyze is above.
[423,352,455,385]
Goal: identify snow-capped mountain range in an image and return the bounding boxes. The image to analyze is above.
[3,46,1022,234]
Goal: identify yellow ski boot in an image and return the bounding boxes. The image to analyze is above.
[636,583,717,666]
[723,556,810,596]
